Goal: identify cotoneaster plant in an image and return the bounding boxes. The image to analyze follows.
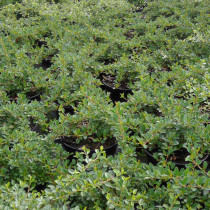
[0,0,209,209]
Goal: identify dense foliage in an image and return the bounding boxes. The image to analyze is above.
[0,0,209,209]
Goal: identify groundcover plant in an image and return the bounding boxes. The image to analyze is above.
[0,0,209,209]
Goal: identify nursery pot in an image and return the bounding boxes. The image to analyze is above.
[99,73,133,103]
[145,148,209,167]
[60,136,118,157]
[26,91,41,101]
[136,147,150,164]
[100,73,132,93]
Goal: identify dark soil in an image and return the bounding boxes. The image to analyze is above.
[148,66,171,75]
[34,40,48,48]
[124,29,135,39]
[163,25,176,32]
[34,59,52,70]
[34,182,48,193]
[63,105,75,115]
[167,148,191,164]
[6,91,19,102]
[98,57,115,65]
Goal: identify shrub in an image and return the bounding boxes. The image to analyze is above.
[0,0,209,209]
